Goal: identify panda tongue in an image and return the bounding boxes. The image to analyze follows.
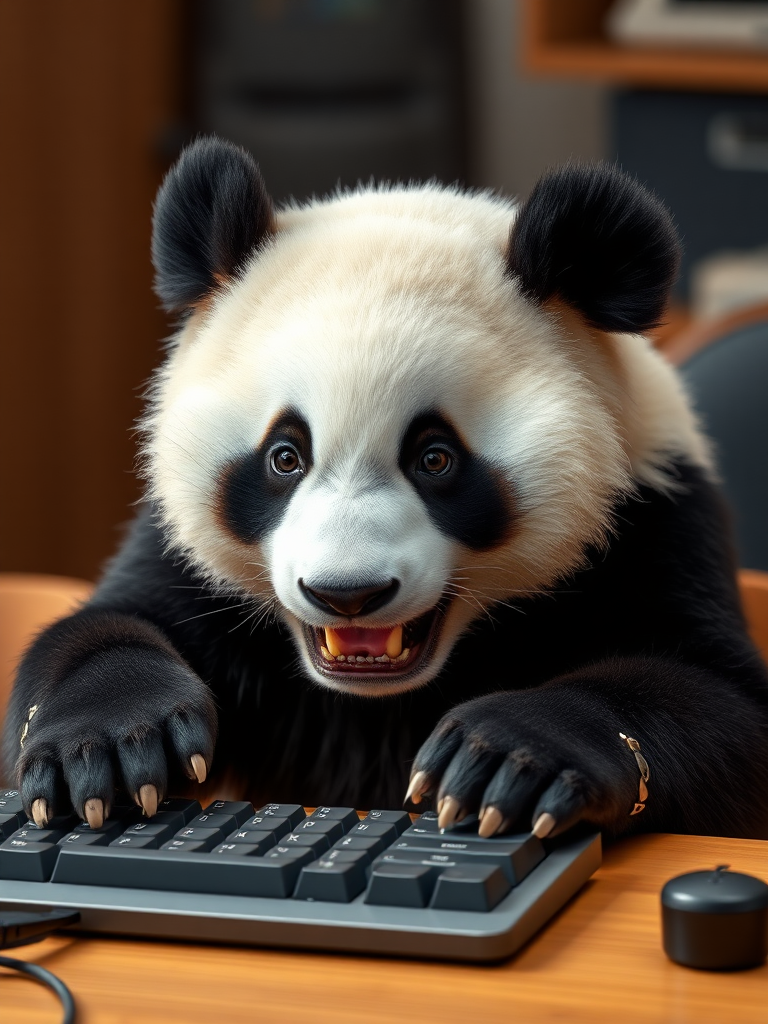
[326,626,400,658]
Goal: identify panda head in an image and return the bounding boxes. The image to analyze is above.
[143,138,681,697]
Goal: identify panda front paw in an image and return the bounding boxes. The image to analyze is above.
[13,645,217,827]
[406,689,638,838]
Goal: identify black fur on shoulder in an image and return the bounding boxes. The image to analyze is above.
[507,163,680,333]
[152,136,274,312]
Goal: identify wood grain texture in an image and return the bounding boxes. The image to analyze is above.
[0,1,183,580]
[2,834,765,1023]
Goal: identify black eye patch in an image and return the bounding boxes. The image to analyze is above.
[216,410,312,544]
[398,412,516,551]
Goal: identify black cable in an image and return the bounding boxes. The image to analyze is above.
[0,953,76,1023]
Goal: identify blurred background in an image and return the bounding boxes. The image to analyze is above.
[1,0,767,582]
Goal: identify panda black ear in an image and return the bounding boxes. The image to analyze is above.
[152,136,274,312]
[507,163,680,333]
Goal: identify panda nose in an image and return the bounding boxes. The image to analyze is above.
[299,578,400,616]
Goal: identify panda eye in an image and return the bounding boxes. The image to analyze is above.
[270,446,303,475]
[419,447,453,476]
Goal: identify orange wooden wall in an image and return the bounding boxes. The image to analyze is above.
[0,1,184,580]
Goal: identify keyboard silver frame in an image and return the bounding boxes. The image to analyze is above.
[0,831,600,962]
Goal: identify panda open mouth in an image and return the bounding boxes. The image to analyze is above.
[304,602,447,681]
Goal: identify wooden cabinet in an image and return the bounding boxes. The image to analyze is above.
[521,0,768,93]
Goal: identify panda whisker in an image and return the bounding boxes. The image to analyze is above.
[241,570,272,583]
[230,609,261,635]
[229,595,277,636]
[451,566,546,595]
[172,602,252,626]
[444,575,531,623]
[443,583,492,619]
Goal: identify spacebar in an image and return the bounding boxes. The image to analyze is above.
[52,845,301,898]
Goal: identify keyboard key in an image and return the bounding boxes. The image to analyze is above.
[253,803,305,827]
[239,815,291,840]
[402,814,440,837]
[363,810,411,834]
[113,800,162,821]
[53,844,307,897]
[203,801,254,825]
[294,857,368,902]
[8,826,68,844]
[223,831,276,854]
[186,812,237,831]
[319,848,370,868]
[0,840,59,881]
[171,827,224,850]
[143,810,190,828]
[289,817,345,844]
[307,807,359,831]
[109,834,158,849]
[59,831,110,847]
[72,818,127,839]
[19,814,78,833]
[332,834,388,858]
[401,812,479,838]
[210,843,261,856]
[440,814,480,833]
[388,834,545,884]
[365,862,440,908]
[280,831,331,855]
[430,864,511,912]
[0,812,27,838]
[264,845,316,867]
[122,821,177,841]
[159,839,210,853]
[155,798,202,821]
[0,790,24,814]
[346,820,398,848]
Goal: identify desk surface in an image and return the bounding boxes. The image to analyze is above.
[2,834,766,1024]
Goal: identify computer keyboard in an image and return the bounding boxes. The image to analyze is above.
[0,787,601,961]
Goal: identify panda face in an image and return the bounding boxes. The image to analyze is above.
[144,184,634,696]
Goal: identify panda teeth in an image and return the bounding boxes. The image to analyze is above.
[325,651,411,667]
[385,625,404,659]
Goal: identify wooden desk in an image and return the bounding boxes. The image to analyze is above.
[2,834,765,1023]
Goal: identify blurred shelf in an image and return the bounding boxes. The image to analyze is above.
[521,0,768,93]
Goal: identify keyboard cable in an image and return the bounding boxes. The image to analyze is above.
[0,908,80,1023]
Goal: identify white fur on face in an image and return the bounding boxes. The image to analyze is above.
[142,183,710,696]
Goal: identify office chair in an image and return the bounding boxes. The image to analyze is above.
[667,301,768,573]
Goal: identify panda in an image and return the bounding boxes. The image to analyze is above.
[4,137,768,843]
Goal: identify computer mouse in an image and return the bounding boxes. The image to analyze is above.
[661,864,768,970]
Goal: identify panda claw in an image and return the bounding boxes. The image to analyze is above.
[190,754,207,784]
[532,812,556,838]
[478,806,505,838]
[31,798,49,828]
[138,784,158,817]
[84,798,105,829]
[404,769,430,806]
[437,795,462,830]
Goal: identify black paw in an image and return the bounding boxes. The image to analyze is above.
[406,689,637,838]
[13,644,217,827]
